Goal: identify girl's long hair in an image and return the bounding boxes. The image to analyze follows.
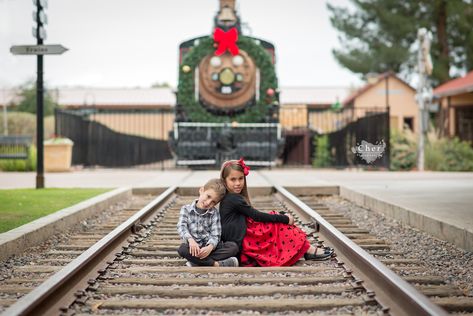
[220,160,251,206]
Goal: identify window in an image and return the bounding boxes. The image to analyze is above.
[403,117,414,131]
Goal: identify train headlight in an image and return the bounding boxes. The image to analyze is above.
[219,68,235,85]
[210,56,222,67]
[232,55,244,66]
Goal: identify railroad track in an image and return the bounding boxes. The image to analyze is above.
[1,185,470,315]
[0,192,157,314]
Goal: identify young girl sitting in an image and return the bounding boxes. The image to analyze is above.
[219,158,334,267]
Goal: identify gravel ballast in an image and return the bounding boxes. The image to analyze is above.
[322,195,473,296]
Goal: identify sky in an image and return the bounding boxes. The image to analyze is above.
[0,0,362,89]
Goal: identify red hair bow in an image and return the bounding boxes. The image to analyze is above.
[238,157,250,176]
[213,27,239,56]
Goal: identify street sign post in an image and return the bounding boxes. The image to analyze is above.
[10,44,68,55]
[9,0,67,189]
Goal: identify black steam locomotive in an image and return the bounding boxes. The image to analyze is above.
[170,0,284,168]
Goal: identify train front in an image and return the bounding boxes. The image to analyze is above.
[170,0,284,168]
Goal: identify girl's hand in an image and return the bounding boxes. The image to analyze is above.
[286,213,295,225]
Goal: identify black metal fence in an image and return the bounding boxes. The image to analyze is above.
[323,108,390,168]
[55,109,173,168]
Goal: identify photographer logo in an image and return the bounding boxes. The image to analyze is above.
[351,140,386,163]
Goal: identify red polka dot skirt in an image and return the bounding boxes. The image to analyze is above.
[240,211,310,267]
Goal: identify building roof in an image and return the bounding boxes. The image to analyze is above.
[434,70,473,97]
[55,87,176,108]
[0,89,21,106]
[342,72,414,106]
[1,86,355,108]
[279,86,352,106]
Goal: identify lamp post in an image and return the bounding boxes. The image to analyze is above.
[10,0,67,187]
[34,0,48,188]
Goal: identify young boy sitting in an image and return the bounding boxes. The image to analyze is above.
[177,178,239,267]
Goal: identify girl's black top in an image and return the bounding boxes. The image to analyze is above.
[219,193,289,248]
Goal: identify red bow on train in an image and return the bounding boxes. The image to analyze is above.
[213,27,239,56]
[238,157,250,176]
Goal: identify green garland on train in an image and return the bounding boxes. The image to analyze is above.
[177,36,278,123]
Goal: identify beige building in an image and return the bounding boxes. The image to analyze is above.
[434,70,473,142]
[342,72,419,133]
[1,86,353,134]
[54,87,175,140]
[279,86,352,132]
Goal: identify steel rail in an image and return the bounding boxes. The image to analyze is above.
[271,184,448,316]
[2,185,177,316]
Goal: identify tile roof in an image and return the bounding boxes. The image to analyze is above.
[1,86,354,107]
[55,87,176,107]
[279,86,352,106]
[0,89,21,106]
[433,70,473,97]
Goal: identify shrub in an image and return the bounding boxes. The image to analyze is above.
[390,128,417,171]
[0,112,55,141]
[390,127,473,171]
[312,134,333,168]
[0,145,36,171]
[425,131,473,171]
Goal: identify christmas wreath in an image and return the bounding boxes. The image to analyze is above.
[177,35,278,123]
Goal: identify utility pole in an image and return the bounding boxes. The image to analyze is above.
[416,28,433,171]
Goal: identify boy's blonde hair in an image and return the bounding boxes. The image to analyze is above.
[203,178,226,201]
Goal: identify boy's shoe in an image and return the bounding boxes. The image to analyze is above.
[186,261,198,267]
[218,256,239,267]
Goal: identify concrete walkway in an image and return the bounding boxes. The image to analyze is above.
[1,168,472,251]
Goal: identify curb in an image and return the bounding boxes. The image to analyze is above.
[339,186,473,252]
[0,187,132,261]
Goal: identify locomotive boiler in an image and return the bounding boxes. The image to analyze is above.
[170,0,284,168]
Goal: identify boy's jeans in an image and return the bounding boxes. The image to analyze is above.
[177,241,239,266]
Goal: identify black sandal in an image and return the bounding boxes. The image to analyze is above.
[304,247,334,261]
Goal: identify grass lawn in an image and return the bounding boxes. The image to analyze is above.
[0,188,110,233]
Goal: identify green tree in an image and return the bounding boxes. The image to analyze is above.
[328,0,473,84]
[313,135,333,168]
[14,81,57,116]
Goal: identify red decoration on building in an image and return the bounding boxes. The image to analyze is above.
[213,27,239,56]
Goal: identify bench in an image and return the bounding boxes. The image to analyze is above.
[0,135,32,159]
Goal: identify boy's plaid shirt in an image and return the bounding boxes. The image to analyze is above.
[176,200,221,248]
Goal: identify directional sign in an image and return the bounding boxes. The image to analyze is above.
[10,44,68,55]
